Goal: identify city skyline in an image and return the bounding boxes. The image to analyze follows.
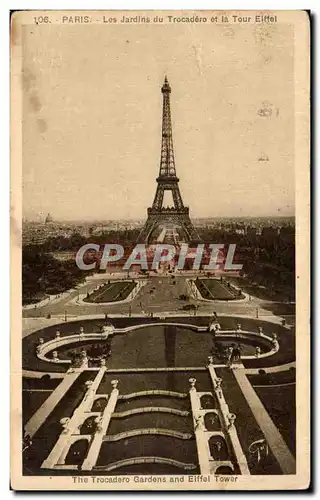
[23,214,295,224]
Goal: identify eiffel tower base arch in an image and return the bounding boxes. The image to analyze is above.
[138,210,199,244]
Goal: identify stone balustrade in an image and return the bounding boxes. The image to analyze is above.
[35,323,279,366]
[189,378,211,475]
[112,406,190,418]
[93,456,197,472]
[103,428,193,442]
[81,380,119,470]
[207,365,250,475]
[117,389,187,400]
[41,366,106,469]
[25,368,82,439]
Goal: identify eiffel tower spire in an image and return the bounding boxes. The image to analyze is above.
[138,77,200,244]
[159,76,176,178]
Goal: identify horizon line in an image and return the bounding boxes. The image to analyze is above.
[23,214,295,223]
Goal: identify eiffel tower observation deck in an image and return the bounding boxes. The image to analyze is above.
[138,77,200,244]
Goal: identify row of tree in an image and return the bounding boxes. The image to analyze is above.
[39,229,141,252]
[23,226,295,303]
[22,246,94,304]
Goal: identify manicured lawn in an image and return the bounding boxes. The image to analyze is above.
[215,368,283,475]
[83,281,136,303]
[247,369,296,455]
[115,395,190,412]
[228,277,294,302]
[195,278,245,301]
[23,377,63,424]
[96,372,212,396]
[96,435,198,467]
[23,377,62,390]
[108,412,193,435]
[22,390,52,425]
[248,368,295,386]
[252,384,296,455]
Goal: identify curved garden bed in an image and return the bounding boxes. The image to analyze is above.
[194,278,245,301]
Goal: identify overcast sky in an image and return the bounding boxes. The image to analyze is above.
[22,21,295,221]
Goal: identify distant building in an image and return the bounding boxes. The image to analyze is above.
[45,213,53,224]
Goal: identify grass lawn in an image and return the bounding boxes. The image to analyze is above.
[23,377,63,424]
[96,372,212,396]
[96,435,198,469]
[115,395,190,412]
[83,281,136,303]
[215,368,283,475]
[247,369,296,455]
[195,278,245,301]
[23,390,52,425]
[108,412,193,435]
[252,384,296,455]
[228,277,295,302]
[248,368,295,386]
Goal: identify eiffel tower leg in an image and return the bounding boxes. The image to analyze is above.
[137,215,159,243]
[175,215,200,242]
[182,215,200,241]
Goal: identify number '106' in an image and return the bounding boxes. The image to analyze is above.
[34,16,50,24]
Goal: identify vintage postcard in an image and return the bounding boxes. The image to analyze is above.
[11,10,310,491]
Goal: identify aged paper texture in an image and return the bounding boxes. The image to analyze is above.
[11,10,310,491]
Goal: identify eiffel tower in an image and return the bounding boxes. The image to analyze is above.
[138,77,200,244]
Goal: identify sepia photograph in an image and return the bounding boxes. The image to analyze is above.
[10,10,310,491]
